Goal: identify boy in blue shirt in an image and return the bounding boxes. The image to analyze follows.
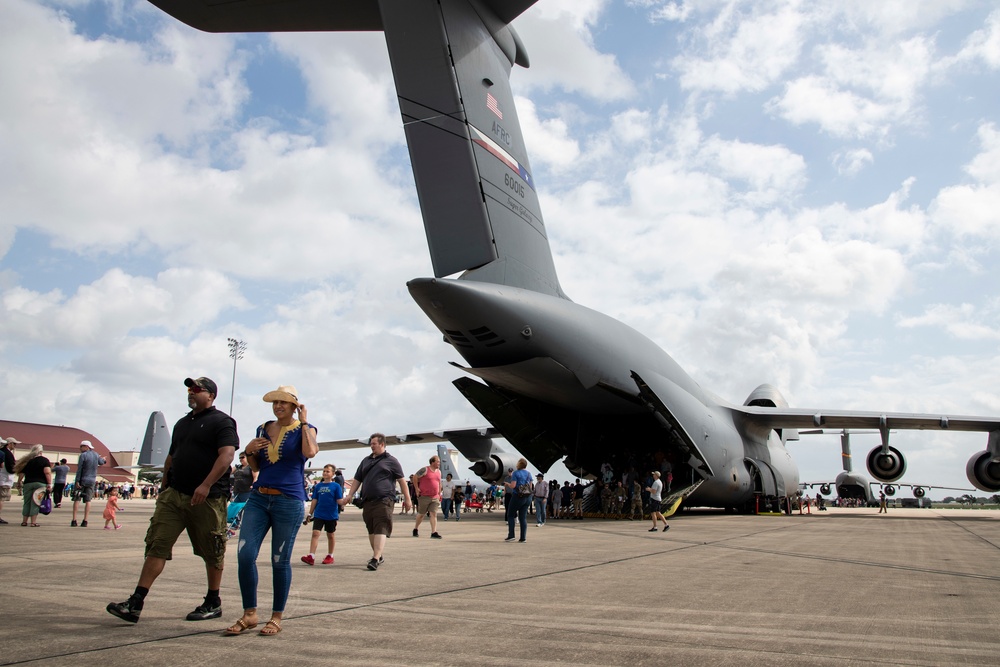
[301,464,343,565]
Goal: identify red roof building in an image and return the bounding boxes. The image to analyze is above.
[0,420,137,484]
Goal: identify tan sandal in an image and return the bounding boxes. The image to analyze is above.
[224,617,258,635]
[259,619,282,636]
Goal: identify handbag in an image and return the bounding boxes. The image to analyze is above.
[39,490,52,515]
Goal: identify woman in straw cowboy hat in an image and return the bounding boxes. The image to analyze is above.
[226,385,318,637]
[14,444,52,527]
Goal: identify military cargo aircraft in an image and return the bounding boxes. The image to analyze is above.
[144,0,1000,511]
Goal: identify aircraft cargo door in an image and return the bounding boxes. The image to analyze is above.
[744,458,778,497]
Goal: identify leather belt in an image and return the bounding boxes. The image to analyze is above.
[256,487,282,495]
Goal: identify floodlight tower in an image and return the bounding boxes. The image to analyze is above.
[227,337,247,415]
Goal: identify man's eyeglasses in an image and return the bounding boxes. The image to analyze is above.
[187,385,207,394]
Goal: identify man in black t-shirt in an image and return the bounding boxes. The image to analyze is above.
[340,433,412,571]
[107,376,238,624]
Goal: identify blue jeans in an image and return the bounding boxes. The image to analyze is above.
[533,497,546,524]
[237,491,304,612]
[441,498,453,520]
[507,495,530,541]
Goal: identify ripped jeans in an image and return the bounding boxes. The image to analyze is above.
[237,491,304,612]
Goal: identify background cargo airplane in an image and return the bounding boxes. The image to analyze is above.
[146,0,1000,511]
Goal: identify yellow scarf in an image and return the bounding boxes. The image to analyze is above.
[265,420,301,463]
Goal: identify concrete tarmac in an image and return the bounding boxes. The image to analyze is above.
[3,501,999,666]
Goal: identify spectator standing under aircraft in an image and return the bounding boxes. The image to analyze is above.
[412,454,443,539]
[532,473,548,526]
[879,490,888,514]
[629,480,643,520]
[504,458,533,543]
[106,376,238,625]
[559,481,572,519]
[340,433,412,571]
[572,479,585,519]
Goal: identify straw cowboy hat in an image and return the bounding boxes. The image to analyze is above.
[262,385,299,404]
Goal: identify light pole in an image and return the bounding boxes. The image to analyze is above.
[227,337,247,416]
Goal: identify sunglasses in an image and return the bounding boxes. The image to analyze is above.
[187,385,208,394]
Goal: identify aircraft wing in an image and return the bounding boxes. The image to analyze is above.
[316,427,500,452]
[146,0,538,33]
[733,406,1000,434]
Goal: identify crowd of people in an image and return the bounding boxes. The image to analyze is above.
[3,373,679,638]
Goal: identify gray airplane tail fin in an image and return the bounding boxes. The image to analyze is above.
[379,0,567,298]
[138,411,169,468]
[145,0,565,298]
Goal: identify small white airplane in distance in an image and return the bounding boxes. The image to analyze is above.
[145,0,1000,512]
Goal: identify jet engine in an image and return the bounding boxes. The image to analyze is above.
[966,450,1000,492]
[866,445,906,483]
[883,485,895,496]
[470,452,523,483]
[819,484,831,496]
[913,486,925,498]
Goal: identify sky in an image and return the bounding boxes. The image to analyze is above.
[2,0,999,498]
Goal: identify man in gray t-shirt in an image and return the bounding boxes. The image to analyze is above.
[72,440,106,527]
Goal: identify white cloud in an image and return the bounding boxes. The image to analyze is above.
[0,267,246,346]
[671,1,806,95]
[953,9,1000,68]
[833,148,873,176]
[515,1,635,100]
[898,303,1000,341]
[931,123,1000,238]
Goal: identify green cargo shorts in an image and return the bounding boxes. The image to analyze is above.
[144,487,228,569]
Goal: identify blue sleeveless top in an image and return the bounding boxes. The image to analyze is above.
[252,420,314,501]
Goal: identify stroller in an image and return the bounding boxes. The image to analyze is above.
[226,500,247,539]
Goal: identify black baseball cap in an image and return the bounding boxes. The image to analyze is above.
[184,377,218,396]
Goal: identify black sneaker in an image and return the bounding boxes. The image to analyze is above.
[107,596,143,623]
[185,600,222,621]
[662,525,670,532]
[70,520,78,527]
[430,532,442,539]
[80,520,88,527]
[367,557,379,571]
[412,528,419,537]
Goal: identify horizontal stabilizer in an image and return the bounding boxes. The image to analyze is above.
[146,0,538,34]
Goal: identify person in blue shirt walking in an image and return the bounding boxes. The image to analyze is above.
[301,464,343,566]
[225,385,318,637]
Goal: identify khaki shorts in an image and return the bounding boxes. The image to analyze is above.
[361,497,395,536]
[144,487,228,569]
[73,484,95,503]
[417,496,440,515]
[0,486,10,502]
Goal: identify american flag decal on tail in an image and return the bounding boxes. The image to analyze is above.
[486,92,503,119]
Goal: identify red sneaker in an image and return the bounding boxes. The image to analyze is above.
[300,554,315,566]
[321,555,334,565]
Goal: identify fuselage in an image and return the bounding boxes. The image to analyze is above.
[408,277,800,508]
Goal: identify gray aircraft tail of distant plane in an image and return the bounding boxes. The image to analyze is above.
[138,411,169,468]
[146,0,1000,510]
[116,411,169,476]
